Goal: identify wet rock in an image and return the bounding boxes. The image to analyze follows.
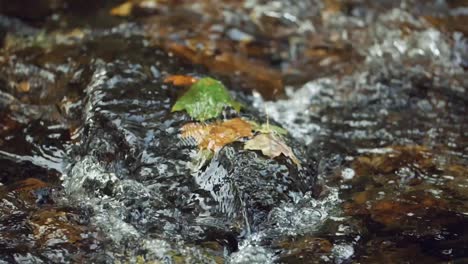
[1,0,467,263]
[60,44,316,261]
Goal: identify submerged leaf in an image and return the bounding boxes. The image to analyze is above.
[188,149,214,172]
[248,120,288,136]
[164,75,198,86]
[181,118,252,152]
[244,133,300,166]
[110,2,134,17]
[171,77,242,121]
[167,43,284,99]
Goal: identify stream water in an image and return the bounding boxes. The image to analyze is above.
[0,0,467,263]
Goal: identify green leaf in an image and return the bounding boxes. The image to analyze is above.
[247,120,288,136]
[171,77,242,121]
[188,149,214,172]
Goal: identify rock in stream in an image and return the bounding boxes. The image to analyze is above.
[60,36,317,262]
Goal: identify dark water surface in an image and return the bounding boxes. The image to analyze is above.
[0,0,467,263]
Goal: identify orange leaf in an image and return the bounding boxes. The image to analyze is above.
[164,75,198,86]
[181,118,253,152]
[9,178,48,192]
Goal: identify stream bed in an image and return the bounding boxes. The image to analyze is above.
[0,0,467,263]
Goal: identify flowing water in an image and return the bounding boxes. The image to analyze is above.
[0,0,467,263]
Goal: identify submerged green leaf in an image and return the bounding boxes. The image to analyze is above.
[188,149,214,172]
[247,120,288,136]
[171,77,242,121]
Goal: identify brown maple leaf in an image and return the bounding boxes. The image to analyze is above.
[244,133,300,166]
[181,118,253,151]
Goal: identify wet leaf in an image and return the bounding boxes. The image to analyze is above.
[166,43,284,99]
[244,133,300,166]
[369,192,447,228]
[164,75,198,86]
[248,120,288,136]
[209,52,284,99]
[172,77,242,121]
[29,209,85,246]
[276,236,333,253]
[276,236,332,262]
[110,2,134,17]
[352,145,436,177]
[181,118,252,152]
[16,81,30,93]
[9,178,48,191]
[322,0,343,20]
